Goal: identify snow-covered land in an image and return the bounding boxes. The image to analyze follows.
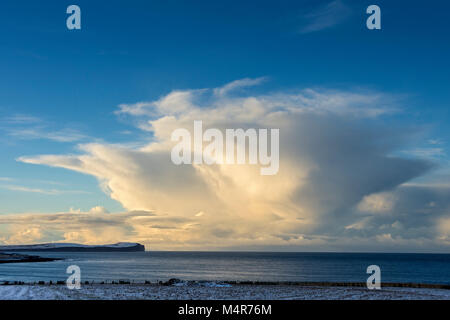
[0,284,449,300]
[0,242,145,252]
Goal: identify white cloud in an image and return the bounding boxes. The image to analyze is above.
[428,139,444,145]
[195,211,205,217]
[438,217,450,243]
[89,206,110,214]
[345,217,371,230]
[403,148,445,159]
[1,184,89,195]
[6,127,86,142]
[357,192,396,213]
[299,0,352,34]
[213,77,268,96]
[0,113,87,143]
[1,114,41,124]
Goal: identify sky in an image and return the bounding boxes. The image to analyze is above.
[0,0,450,252]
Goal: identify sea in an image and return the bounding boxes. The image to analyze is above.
[0,252,449,284]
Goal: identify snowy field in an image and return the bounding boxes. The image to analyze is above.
[1,284,450,300]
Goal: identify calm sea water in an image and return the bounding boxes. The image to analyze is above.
[0,252,449,284]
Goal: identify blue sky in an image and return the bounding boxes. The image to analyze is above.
[0,1,449,250]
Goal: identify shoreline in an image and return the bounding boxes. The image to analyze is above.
[1,283,449,300]
[1,279,449,290]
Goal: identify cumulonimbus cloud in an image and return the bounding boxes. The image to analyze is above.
[7,79,450,251]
